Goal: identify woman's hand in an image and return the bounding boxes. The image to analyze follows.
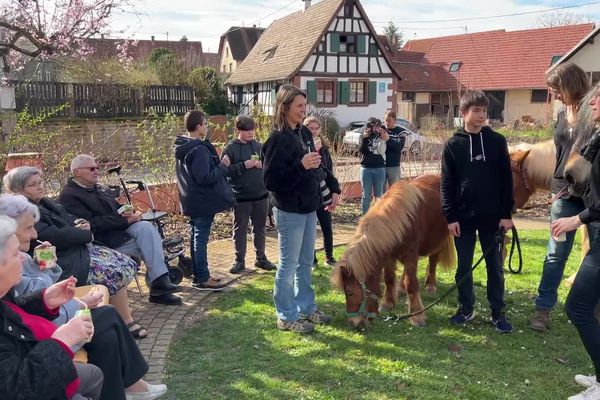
[79,289,104,309]
[44,277,77,309]
[51,315,93,347]
[301,152,321,170]
[74,218,91,231]
[325,193,340,212]
[551,215,582,238]
[126,212,143,225]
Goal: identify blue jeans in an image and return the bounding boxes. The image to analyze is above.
[190,215,215,283]
[535,196,585,310]
[272,208,317,321]
[360,167,386,214]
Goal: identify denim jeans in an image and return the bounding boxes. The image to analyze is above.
[385,166,401,188]
[566,232,600,378]
[190,215,215,283]
[535,196,585,310]
[454,218,505,312]
[360,166,386,214]
[272,208,317,321]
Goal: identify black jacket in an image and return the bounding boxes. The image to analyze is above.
[174,136,236,217]
[30,198,92,284]
[221,138,268,202]
[552,109,579,195]
[385,125,406,167]
[441,126,514,224]
[262,125,340,214]
[0,293,77,400]
[359,133,386,168]
[58,179,131,249]
[579,130,600,224]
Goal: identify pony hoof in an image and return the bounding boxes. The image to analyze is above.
[409,316,427,327]
[379,302,394,312]
[425,284,437,294]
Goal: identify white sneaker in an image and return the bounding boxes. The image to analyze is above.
[576,375,598,388]
[569,381,600,400]
[125,383,168,400]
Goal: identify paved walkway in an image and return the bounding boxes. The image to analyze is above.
[127,217,546,383]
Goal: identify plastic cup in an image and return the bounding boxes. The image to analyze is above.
[75,308,93,343]
[35,246,57,270]
[554,232,567,242]
[250,154,260,161]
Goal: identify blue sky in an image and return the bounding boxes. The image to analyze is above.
[109,0,600,52]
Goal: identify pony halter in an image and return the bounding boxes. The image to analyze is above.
[346,281,380,320]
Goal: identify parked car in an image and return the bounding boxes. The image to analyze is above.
[342,120,424,156]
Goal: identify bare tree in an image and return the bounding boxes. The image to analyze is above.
[0,0,135,73]
[535,11,591,28]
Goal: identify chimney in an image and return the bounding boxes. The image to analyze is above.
[303,0,311,10]
[151,35,155,41]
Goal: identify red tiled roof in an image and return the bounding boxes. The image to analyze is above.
[396,63,461,92]
[400,24,595,91]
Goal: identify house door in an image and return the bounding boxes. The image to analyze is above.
[484,91,505,121]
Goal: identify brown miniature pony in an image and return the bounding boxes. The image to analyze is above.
[331,174,455,329]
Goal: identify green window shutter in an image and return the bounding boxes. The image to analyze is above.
[306,80,317,104]
[368,81,378,104]
[357,35,367,54]
[338,81,350,105]
[330,33,340,53]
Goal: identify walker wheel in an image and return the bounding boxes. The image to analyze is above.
[168,266,184,285]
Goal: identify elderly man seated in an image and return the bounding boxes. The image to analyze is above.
[58,154,181,305]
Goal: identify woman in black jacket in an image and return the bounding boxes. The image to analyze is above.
[2,168,145,338]
[552,83,600,400]
[304,116,339,266]
[262,85,340,334]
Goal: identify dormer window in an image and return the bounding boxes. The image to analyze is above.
[340,35,356,53]
[449,62,461,72]
[550,55,562,66]
[263,46,278,62]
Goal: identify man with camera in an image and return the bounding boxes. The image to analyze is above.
[359,117,389,214]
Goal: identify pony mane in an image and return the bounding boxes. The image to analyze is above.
[340,178,425,282]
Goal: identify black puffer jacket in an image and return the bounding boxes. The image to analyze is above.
[262,125,340,214]
[30,198,92,284]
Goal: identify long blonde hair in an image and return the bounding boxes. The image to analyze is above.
[274,84,306,131]
[303,116,330,148]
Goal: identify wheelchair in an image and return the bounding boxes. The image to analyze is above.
[107,165,193,285]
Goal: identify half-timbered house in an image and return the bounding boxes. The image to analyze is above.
[225,0,401,127]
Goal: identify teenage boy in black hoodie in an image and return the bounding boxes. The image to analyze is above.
[222,116,277,274]
[441,90,514,333]
[174,111,235,291]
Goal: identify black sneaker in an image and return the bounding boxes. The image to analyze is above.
[192,277,227,291]
[229,261,246,274]
[325,256,337,266]
[255,258,276,271]
[449,307,474,325]
[491,312,513,333]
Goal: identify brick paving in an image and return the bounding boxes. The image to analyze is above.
[127,217,545,383]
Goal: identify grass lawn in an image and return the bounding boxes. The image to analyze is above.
[166,229,592,400]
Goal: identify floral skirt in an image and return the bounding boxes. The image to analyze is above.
[86,244,138,295]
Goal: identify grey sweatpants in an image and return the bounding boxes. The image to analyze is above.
[115,221,169,282]
[233,198,269,263]
[73,363,104,400]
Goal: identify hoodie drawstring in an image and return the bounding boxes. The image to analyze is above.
[469,132,486,162]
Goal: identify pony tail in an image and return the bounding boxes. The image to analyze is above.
[437,234,456,270]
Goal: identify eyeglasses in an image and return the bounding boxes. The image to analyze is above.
[77,167,99,172]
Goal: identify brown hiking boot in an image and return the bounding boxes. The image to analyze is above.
[530,309,550,332]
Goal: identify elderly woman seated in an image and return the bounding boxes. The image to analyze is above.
[0,215,168,400]
[2,168,147,339]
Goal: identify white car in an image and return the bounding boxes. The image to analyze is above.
[342,120,424,156]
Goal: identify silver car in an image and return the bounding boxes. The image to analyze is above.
[342,119,424,156]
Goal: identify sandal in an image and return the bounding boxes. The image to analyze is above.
[127,321,148,339]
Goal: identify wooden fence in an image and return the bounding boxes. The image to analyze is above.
[12,81,195,118]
